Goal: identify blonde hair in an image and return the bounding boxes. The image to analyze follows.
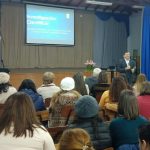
[58,128,95,150]
[134,74,146,94]
[43,72,55,84]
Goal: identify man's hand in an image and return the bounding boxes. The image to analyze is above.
[125,66,131,70]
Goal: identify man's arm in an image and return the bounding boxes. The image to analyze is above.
[117,59,126,73]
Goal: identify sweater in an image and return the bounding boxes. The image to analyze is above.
[138,95,150,119]
[37,83,60,100]
[0,126,56,150]
[109,116,148,149]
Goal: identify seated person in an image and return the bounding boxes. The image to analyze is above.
[90,70,109,99]
[99,77,127,113]
[69,95,112,150]
[18,79,46,111]
[138,81,150,119]
[0,92,56,150]
[110,90,148,150]
[48,77,80,127]
[37,72,60,100]
[73,72,89,95]
[133,74,147,96]
[57,128,95,150]
[139,123,150,150]
[85,68,101,91]
[0,72,17,104]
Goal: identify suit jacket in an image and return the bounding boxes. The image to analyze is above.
[117,58,136,74]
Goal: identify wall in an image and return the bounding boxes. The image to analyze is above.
[1,3,94,69]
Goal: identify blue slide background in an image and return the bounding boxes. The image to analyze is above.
[26,4,74,45]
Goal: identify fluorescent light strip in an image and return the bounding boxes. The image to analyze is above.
[132,5,144,9]
[86,0,112,6]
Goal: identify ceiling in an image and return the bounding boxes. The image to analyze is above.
[1,0,150,14]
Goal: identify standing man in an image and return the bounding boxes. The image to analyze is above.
[117,51,136,85]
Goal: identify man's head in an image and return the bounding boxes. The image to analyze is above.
[124,51,130,60]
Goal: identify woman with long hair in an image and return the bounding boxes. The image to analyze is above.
[0,92,56,150]
[73,72,89,95]
[110,90,148,150]
[133,73,146,96]
[99,77,127,111]
[58,128,95,150]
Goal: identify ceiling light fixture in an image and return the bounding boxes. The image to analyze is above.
[86,0,112,6]
[132,5,144,9]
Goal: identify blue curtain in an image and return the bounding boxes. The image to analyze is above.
[141,7,150,80]
[95,12,129,36]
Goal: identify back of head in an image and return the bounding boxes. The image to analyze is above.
[58,128,95,150]
[0,92,40,137]
[139,123,150,149]
[73,72,87,95]
[140,81,150,95]
[136,74,146,84]
[109,77,127,102]
[60,77,75,91]
[43,72,55,85]
[98,71,108,83]
[18,79,37,93]
[118,89,139,120]
[93,68,101,78]
[75,95,99,118]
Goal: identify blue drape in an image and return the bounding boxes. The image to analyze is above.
[141,7,150,80]
[95,12,129,36]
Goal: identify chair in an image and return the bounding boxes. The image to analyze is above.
[47,126,67,143]
[44,98,51,108]
[36,110,49,127]
[49,104,75,127]
[90,83,110,103]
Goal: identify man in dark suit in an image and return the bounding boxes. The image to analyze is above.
[117,51,136,85]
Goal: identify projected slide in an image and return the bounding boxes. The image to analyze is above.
[26,4,74,45]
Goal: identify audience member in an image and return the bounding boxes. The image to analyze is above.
[85,68,101,91]
[99,77,127,112]
[0,92,56,150]
[139,123,150,150]
[0,72,17,104]
[37,72,60,100]
[18,79,46,111]
[57,128,95,150]
[120,73,133,90]
[110,90,148,150]
[90,70,109,98]
[133,74,147,96]
[69,95,112,150]
[73,72,89,95]
[138,81,150,119]
[49,77,80,127]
